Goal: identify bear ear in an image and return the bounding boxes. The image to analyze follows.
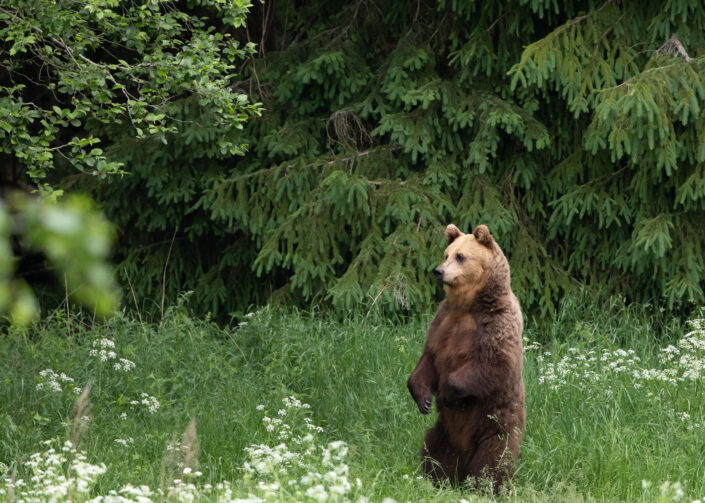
[445,224,463,245]
[473,225,494,247]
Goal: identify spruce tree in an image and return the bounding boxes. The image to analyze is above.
[80,0,705,316]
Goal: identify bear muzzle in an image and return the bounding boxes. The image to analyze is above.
[433,267,444,283]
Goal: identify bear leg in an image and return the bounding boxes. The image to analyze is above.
[421,422,461,484]
[462,433,518,493]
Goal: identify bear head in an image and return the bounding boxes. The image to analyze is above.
[434,224,511,307]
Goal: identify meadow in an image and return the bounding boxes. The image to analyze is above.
[1,297,704,502]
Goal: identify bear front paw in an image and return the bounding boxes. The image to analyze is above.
[417,396,432,415]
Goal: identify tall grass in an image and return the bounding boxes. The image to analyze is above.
[0,298,703,502]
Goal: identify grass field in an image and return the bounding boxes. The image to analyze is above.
[1,298,704,502]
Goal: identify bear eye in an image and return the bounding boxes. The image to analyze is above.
[456,254,465,263]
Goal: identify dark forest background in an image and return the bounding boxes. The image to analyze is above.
[3,0,705,321]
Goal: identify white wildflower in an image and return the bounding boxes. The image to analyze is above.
[36,369,64,392]
[93,338,116,349]
[114,358,136,372]
[306,484,328,502]
[5,440,106,501]
[114,438,134,447]
[130,393,160,414]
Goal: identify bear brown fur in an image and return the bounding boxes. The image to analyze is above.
[407,224,525,492]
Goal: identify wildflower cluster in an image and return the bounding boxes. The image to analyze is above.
[36,369,77,393]
[522,336,542,352]
[88,337,158,415]
[0,440,106,501]
[90,483,156,502]
[114,438,135,448]
[1,396,368,503]
[651,319,705,382]
[164,469,208,502]
[89,338,136,373]
[641,479,704,503]
[670,410,703,432]
[533,315,705,391]
[1,441,252,503]
[130,393,160,414]
[536,347,642,389]
[240,396,356,502]
[35,335,159,421]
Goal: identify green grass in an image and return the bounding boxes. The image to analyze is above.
[1,299,704,502]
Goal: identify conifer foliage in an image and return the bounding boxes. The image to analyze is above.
[93,1,705,316]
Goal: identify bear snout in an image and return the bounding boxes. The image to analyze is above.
[433,267,444,282]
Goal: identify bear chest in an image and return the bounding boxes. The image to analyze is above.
[429,315,478,375]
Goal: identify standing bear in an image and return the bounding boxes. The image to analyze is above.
[407,224,525,491]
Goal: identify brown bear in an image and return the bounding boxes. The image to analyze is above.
[407,223,525,492]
